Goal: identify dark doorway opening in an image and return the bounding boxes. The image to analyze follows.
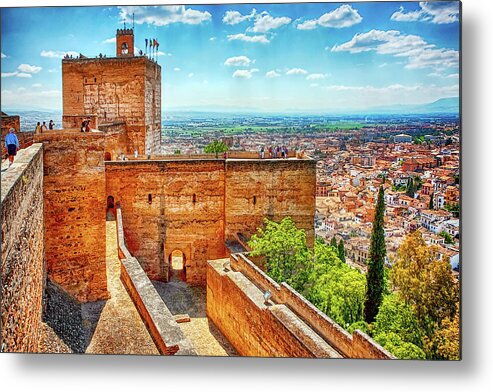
[106,196,115,221]
[169,250,186,282]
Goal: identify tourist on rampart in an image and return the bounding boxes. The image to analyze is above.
[35,122,41,134]
[268,146,273,158]
[274,146,278,158]
[5,128,19,167]
[260,146,265,159]
[80,119,87,132]
[49,120,54,130]
[40,121,48,132]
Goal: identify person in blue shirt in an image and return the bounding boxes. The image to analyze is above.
[5,128,19,167]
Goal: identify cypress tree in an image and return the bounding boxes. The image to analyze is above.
[429,193,434,210]
[330,236,337,249]
[406,178,415,198]
[364,185,387,323]
[338,239,346,263]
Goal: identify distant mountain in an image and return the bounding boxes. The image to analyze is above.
[365,97,459,115]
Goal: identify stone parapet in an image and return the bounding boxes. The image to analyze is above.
[115,206,196,356]
[1,144,45,352]
[207,253,394,359]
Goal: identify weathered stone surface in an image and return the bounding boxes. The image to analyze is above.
[35,131,108,302]
[1,144,44,353]
[106,159,226,284]
[225,159,316,246]
[62,56,161,155]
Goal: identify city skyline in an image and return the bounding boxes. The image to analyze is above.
[1,2,460,112]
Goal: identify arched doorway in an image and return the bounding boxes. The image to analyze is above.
[169,250,186,282]
[106,195,115,221]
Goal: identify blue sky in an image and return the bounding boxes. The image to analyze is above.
[0,2,460,113]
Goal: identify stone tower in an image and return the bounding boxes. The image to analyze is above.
[62,27,162,156]
[116,28,135,57]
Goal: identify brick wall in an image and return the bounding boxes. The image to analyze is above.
[1,144,45,352]
[225,159,316,246]
[35,131,108,302]
[106,159,226,284]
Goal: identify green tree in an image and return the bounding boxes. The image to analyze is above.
[439,231,454,244]
[248,217,311,292]
[429,193,434,210]
[338,239,346,263]
[204,139,229,158]
[374,332,426,359]
[330,236,337,249]
[391,231,459,357]
[373,294,422,347]
[308,241,366,327]
[364,185,387,323]
[406,178,415,198]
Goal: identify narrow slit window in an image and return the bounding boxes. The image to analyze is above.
[148,194,152,204]
[253,196,257,205]
[193,194,197,204]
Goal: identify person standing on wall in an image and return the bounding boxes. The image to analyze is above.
[5,128,19,167]
[40,121,48,132]
[49,120,54,130]
[35,122,41,134]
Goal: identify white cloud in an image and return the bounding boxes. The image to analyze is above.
[390,6,425,22]
[1,72,18,78]
[306,73,328,80]
[222,9,257,25]
[18,87,26,92]
[18,64,42,74]
[286,68,308,76]
[248,11,291,33]
[188,73,194,78]
[297,5,362,30]
[331,29,459,70]
[391,2,459,24]
[224,56,254,67]
[40,50,79,59]
[227,33,270,44]
[209,37,216,41]
[1,52,6,58]
[297,20,318,31]
[232,68,259,79]
[323,83,459,97]
[265,70,281,78]
[32,83,42,87]
[174,67,181,71]
[119,5,211,26]
[103,37,116,44]
[1,71,32,78]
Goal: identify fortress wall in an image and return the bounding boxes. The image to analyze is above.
[225,159,316,246]
[34,132,108,302]
[206,258,341,358]
[1,144,45,352]
[212,253,394,359]
[105,160,226,283]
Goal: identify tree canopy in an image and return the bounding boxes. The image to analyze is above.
[204,140,229,157]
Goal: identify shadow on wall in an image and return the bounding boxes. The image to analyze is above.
[43,280,107,353]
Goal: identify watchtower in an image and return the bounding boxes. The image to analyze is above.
[116,28,135,57]
[61,27,162,156]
